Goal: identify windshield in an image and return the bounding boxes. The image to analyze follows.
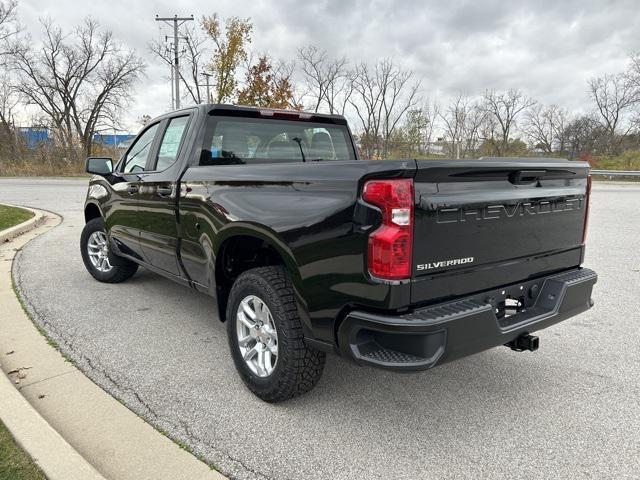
[200,115,356,166]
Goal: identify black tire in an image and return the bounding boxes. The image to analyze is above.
[226,266,326,402]
[80,217,138,283]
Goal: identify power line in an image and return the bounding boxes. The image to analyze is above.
[155,14,194,109]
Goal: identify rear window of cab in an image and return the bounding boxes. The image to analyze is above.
[200,115,356,166]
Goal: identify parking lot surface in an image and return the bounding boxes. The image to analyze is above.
[1,177,638,479]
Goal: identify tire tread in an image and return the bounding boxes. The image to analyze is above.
[227,266,325,402]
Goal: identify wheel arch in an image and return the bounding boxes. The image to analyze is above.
[213,224,303,323]
[84,202,103,223]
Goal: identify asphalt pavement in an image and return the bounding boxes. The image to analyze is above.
[1,177,638,480]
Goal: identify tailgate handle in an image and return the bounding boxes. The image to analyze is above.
[509,170,545,185]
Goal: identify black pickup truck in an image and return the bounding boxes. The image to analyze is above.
[81,104,597,402]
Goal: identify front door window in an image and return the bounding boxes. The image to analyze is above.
[122,123,160,173]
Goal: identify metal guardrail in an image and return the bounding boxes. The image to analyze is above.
[591,169,640,177]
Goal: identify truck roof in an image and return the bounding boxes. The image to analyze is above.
[160,103,348,125]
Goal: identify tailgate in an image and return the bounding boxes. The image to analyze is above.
[411,159,590,304]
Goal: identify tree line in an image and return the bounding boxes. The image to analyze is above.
[1,0,640,175]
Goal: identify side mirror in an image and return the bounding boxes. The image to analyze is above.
[85,157,113,176]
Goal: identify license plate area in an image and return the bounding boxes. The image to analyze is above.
[486,281,541,321]
[498,297,525,319]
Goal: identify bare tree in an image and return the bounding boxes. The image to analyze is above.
[0,0,17,58]
[350,59,420,158]
[297,46,328,112]
[482,88,536,156]
[297,45,352,114]
[0,75,17,124]
[421,99,439,155]
[523,104,552,153]
[289,82,308,113]
[626,52,640,92]
[524,104,568,154]
[439,94,466,158]
[0,73,19,154]
[0,0,19,157]
[623,53,640,138]
[462,102,486,157]
[588,73,638,153]
[150,24,208,105]
[12,18,146,158]
[563,114,602,159]
[439,94,485,158]
[349,62,378,157]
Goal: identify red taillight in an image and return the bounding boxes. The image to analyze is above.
[362,179,414,280]
[582,175,592,244]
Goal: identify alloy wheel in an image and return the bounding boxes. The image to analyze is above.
[87,230,113,273]
[236,295,279,377]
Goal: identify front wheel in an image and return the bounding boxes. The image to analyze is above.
[80,217,138,283]
[226,266,326,402]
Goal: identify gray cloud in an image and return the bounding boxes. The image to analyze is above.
[16,0,639,131]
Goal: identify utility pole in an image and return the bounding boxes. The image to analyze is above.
[202,72,213,103]
[155,14,194,109]
[170,55,175,109]
[112,127,117,158]
[165,42,175,109]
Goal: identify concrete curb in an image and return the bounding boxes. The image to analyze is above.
[0,210,225,480]
[0,209,103,479]
[0,203,45,244]
[0,365,105,479]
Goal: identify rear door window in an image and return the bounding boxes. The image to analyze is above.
[154,116,190,171]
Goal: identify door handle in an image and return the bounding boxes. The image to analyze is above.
[157,185,173,197]
[127,185,139,194]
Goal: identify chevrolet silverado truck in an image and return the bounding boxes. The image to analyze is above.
[81,104,597,402]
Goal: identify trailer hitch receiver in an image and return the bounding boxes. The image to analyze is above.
[506,333,539,352]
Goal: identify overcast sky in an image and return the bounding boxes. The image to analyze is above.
[16,0,640,133]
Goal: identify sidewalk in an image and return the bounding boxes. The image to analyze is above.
[0,209,225,480]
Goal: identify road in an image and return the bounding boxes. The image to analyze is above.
[1,177,639,480]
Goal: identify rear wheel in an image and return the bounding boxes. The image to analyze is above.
[226,266,326,402]
[80,217,138,283]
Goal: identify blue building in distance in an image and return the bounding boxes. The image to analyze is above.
[93,133,135,148]
[17,127,51,148]
[16,128,135,150]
